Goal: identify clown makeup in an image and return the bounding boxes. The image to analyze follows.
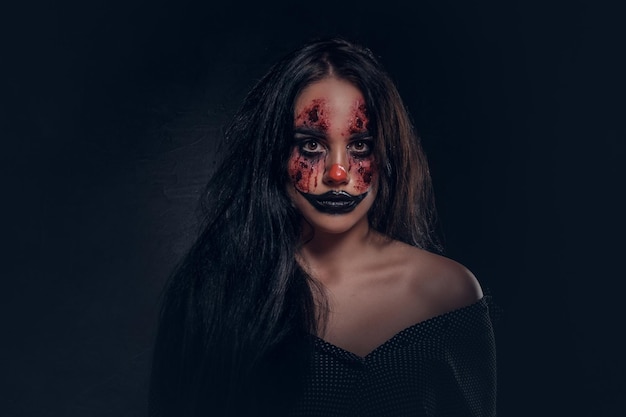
[287,78,378,220]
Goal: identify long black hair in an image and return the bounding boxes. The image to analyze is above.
[149,38,440,417]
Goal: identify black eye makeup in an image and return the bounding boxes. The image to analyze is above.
[348,139,373,158]
[298,139,325,157]
[293,131,374,159]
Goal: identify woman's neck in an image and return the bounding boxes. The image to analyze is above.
[298,217,379,284]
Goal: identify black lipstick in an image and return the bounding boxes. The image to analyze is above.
[297,190,368,214]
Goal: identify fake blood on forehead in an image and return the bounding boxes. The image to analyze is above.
[348,102,369,135]
[295,99,329,131]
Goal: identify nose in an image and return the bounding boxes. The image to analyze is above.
[325,163,349,185]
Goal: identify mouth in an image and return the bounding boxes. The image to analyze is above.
[297,190,368,214]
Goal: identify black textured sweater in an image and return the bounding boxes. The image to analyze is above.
[288,297,497,417]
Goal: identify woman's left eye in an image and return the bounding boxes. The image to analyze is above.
[348,141,372,156]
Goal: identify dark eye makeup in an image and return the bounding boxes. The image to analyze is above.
[297,139,325,156]
[348,139,373,158]
[293,133,374,159]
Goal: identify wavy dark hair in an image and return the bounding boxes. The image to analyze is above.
[149,38,440,417]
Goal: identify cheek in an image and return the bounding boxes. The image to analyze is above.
[287,151,323,193]
[349,157,377,194]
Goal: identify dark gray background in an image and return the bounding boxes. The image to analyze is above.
[3,0,625,416]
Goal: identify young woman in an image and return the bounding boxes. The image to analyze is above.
[149,38,496,417]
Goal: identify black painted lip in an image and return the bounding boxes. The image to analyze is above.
[297,190,368,214]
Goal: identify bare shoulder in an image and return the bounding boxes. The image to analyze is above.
[383,240,483,318]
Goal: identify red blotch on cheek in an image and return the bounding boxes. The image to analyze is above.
[288,152,321,193]
[352,159,377,194]
[295,99,329,131]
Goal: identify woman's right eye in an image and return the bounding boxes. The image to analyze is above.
[299,140,323,155]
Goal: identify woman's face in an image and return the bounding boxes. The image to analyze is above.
[287,77,378,235]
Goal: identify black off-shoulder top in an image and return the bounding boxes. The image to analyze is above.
[287,297,497,417]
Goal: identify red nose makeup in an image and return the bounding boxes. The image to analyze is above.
[328,163,348,182]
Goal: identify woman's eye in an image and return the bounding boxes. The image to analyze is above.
[349,141,372,156]
[299,140,323,155]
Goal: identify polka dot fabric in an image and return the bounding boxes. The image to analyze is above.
[288,297,496,417]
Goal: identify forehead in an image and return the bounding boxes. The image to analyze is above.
[295,77,365,112]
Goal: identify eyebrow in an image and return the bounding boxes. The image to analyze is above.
[293,127,373,141]
[349,131,374,141]
[293,127,327,139]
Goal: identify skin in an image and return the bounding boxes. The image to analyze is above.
[288,77,483,357]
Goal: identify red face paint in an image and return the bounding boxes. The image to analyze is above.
[288,78,380,226]
[287,150,322,193]
[328,163,348,182]
[294,98,330,131]
[345,99,376,194]
[290,99,329,194]
[347,101,369,135]
[289,92,377,197]
[353,160,375,193]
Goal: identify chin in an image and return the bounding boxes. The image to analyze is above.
[305,214,368,235]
